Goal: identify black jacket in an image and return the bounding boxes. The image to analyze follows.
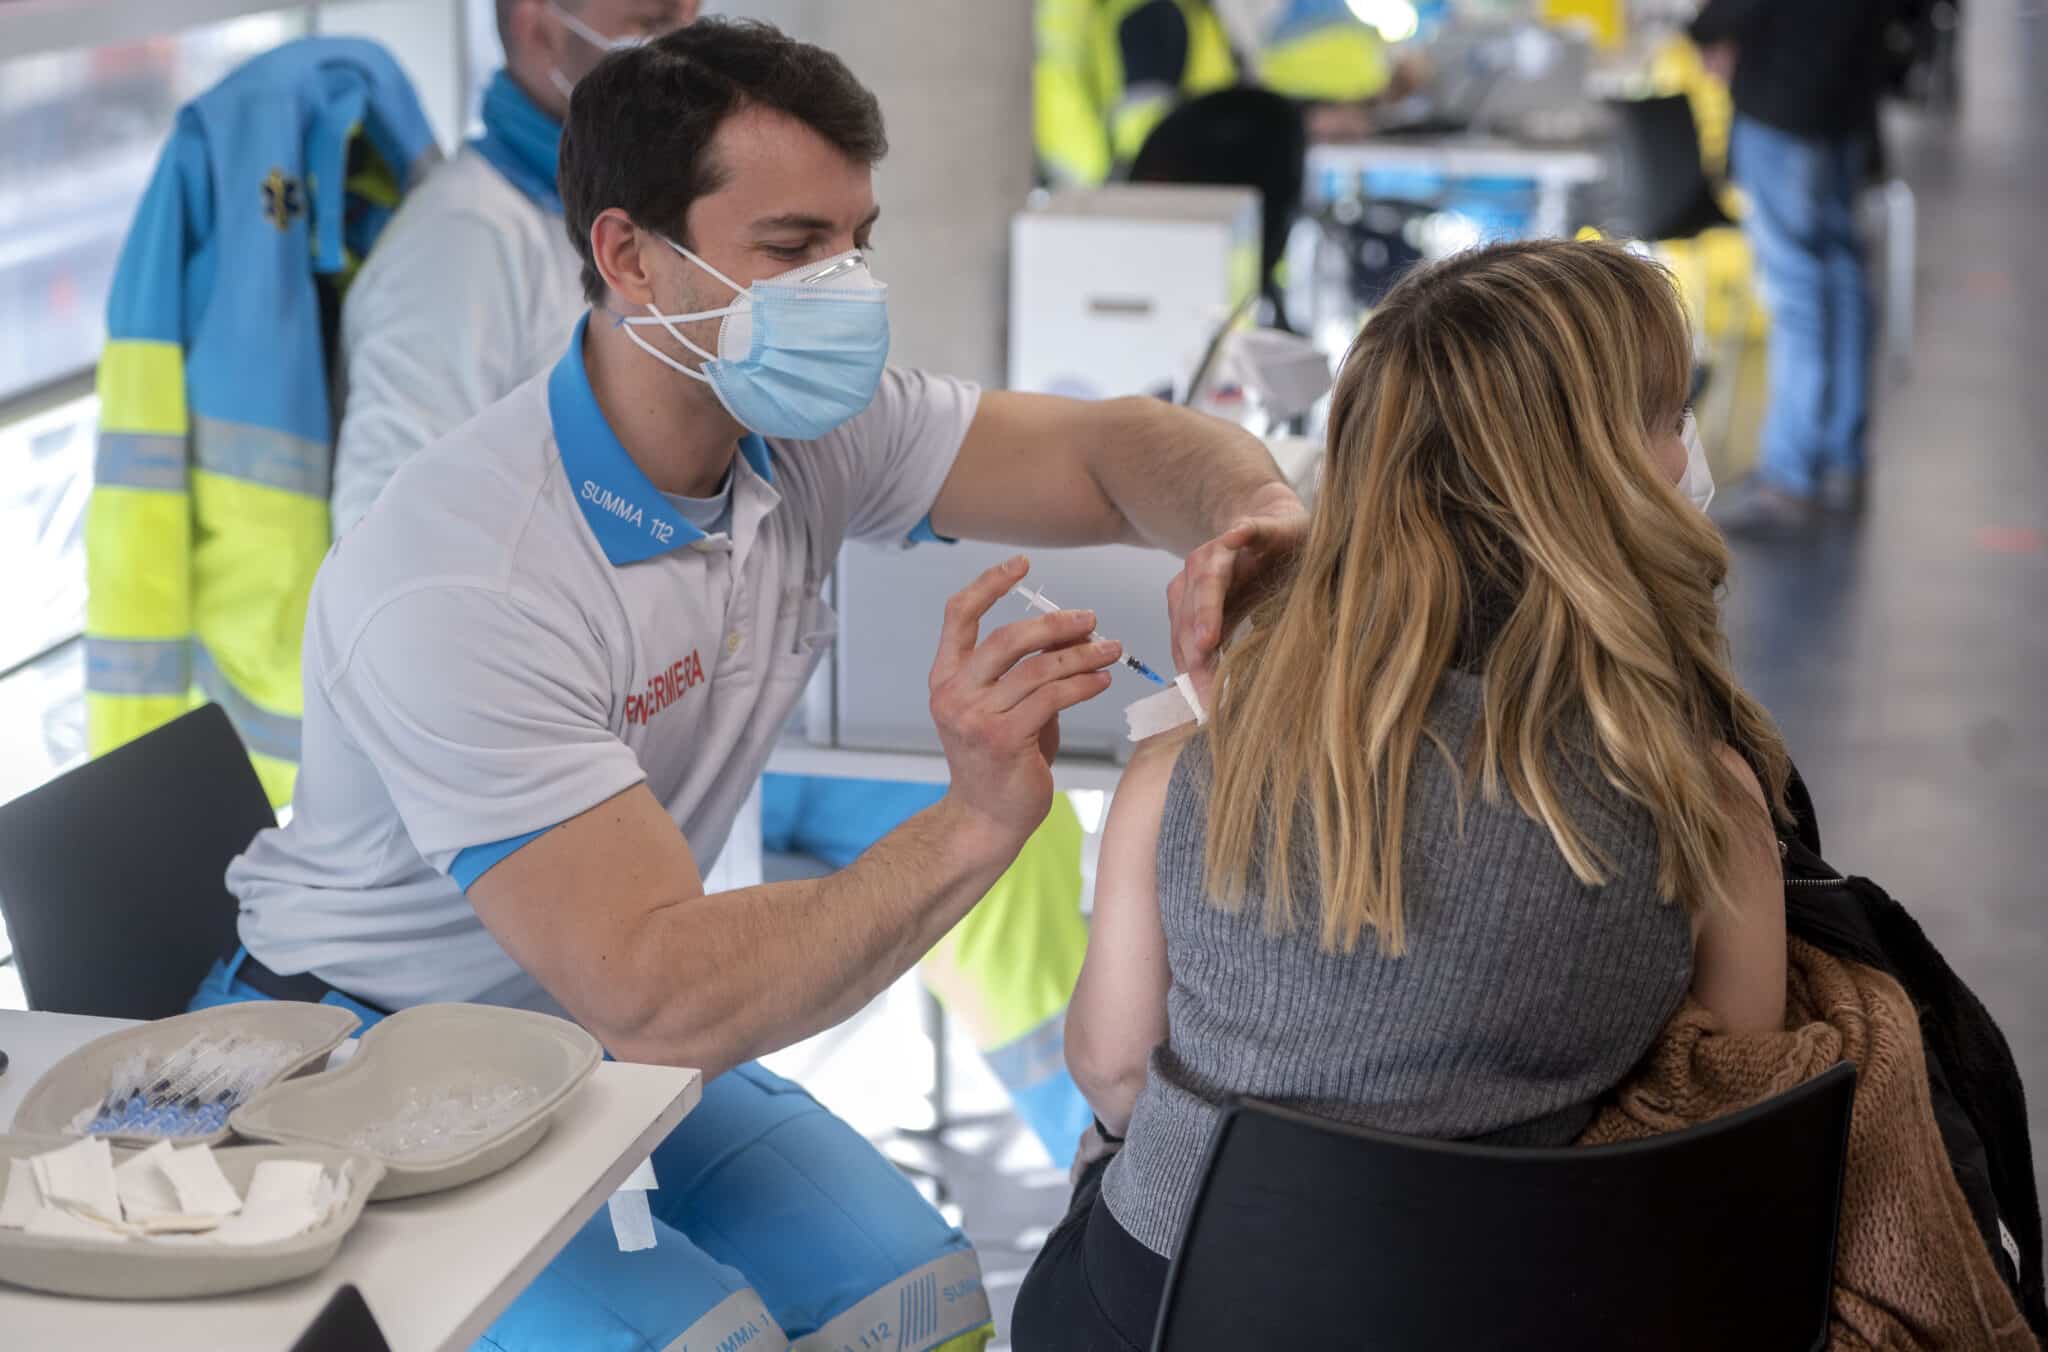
[1778,772,2047,1341]
[1691,0,1895,139]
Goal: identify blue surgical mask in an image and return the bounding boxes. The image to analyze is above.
[621,240,891,440]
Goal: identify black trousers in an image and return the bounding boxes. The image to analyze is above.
[1011,1154,1170,1351]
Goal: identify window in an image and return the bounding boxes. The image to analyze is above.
[0,13,309,404]
[0,398,94,1000]
[0,11,310,1002]
[0,395,93,680]
[0,4,469,1004]
[0,4,312,750]
[0,7,312,776]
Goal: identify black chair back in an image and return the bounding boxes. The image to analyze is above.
[289,1284,393,1352]
[0,703,271,1018]
[1605,93,1734,242]
[1152,1061,1857,1352]
[1131,86,1307,322]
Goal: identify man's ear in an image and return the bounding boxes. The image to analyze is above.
[591,210,656,307]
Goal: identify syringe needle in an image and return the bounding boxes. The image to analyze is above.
[1008,585,1166,684]
[1122,654,1168,685]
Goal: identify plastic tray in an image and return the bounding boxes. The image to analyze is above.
[230,1004,601,1201]
[0,1134,383,1300]
[10,1004,361,1149]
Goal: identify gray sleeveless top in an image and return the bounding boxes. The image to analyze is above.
[1100,670,1693,1257]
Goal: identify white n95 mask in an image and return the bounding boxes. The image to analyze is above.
[1678,409,1714,512]
[548,2,649,98]
[621,240,891,441]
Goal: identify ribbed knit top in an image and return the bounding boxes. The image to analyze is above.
[1100,669,1694,1256]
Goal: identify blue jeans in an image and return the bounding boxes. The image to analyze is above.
[192,955,995,1352]
[1730,115,1874,497]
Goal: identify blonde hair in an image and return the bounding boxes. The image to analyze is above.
[1204,239,1789,955]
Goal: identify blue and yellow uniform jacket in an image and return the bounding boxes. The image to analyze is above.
[87,38,437,805]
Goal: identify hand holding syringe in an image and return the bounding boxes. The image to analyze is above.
[1009,584,1167,685]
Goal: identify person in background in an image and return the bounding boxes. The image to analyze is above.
[203,21,1306,1351]
[1011,241,1793,1349]
[337,0,1101,1166]
[330,0,697,535]
[1034,0,1401,189]
[1692,0,1894,535]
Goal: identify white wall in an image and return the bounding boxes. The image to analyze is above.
[715,1,1033,386]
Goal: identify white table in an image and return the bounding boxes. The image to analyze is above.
[1306,135,1610,239]
[0,1010,700,1351]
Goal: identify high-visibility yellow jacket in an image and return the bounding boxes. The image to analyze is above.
[1252,0,1394,104]
[87,38,436,806]
[1035,0,1391,187]
[1036,0,1238,188]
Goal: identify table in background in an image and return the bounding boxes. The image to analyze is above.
[1306,134,1611,239]
[0,1009,700,1352]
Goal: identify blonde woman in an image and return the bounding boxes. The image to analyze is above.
[1012,240,1794,1351]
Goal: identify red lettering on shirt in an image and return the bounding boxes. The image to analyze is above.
[625,649,705,727]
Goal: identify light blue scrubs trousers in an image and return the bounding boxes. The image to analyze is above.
[193,955,994,1352]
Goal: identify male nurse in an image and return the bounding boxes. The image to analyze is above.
[336,0,1099,1166]
[331,0,698,535]
[199,20,1305,1352]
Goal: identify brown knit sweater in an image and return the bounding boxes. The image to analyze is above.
[1579,938,2034,1350]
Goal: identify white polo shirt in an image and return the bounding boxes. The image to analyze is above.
[330,146,584,536]
[231,316,977,1011]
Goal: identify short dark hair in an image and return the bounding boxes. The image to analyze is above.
[559,19,888,304]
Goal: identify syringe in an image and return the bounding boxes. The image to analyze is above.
[1009,584,1167,685]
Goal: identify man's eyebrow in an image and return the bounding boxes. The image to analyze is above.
[748,213,836,233]
[748,207,883,234]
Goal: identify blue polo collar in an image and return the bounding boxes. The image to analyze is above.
[471,70,562,214]
[549,316,774,566]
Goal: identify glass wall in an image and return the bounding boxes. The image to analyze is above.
[0,13,307,403]
[0,15,318,884]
